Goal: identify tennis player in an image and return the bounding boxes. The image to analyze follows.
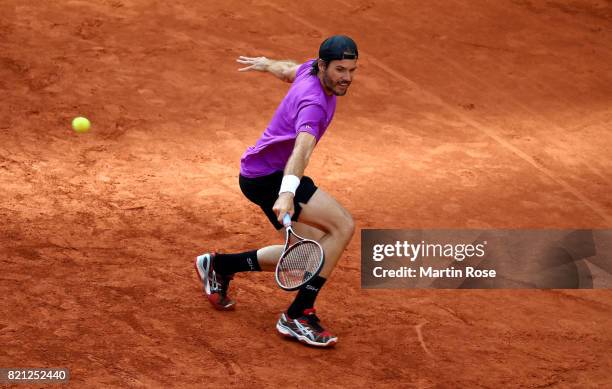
[195,35,358,347]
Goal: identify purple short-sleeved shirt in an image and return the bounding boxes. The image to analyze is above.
[239,60,336,178]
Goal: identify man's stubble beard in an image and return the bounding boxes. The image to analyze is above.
[322,69,349,96]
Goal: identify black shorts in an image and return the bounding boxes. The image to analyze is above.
[239,171,318,230]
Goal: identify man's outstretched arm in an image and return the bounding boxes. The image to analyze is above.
[237,56,299,83]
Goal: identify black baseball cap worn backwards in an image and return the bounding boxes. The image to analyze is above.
[318,35,358,62]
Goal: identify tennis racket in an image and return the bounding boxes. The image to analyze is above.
[275,213,325,291]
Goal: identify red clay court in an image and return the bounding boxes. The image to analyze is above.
[1,0,611,387]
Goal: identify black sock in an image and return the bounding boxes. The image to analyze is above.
[287,275,327,319]
[213,250,260,274]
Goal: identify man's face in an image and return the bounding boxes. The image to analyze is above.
[319,58,358,96]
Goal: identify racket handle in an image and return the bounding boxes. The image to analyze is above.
[283,213,292,227]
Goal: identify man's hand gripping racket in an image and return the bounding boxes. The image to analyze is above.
[275,214,325,291]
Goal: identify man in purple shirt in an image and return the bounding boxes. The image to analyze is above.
[195,36,358,348]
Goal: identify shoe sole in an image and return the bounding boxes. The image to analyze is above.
[276,320,337,348]
[194,254,236,311]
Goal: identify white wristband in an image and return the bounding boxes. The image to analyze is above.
[279,175,300,195]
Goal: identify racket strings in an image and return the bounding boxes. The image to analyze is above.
[278,242,322,289]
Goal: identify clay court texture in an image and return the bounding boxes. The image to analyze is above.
[1,0,611,387]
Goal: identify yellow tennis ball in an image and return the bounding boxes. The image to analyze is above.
[72,117,91,133]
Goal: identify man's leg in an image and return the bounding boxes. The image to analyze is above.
[274,188,354,347]
[283,188,354,316]
[261,188,354,314]
[295,188,355,278]
[257,188,353,275]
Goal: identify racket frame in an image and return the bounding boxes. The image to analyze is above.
[275,214,325,291]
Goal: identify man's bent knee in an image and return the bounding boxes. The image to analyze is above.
[338,212,355,243]
[326,207,354,243]
[310,208,353,242]
[298,189,355,240]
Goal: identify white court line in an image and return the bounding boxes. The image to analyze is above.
[262,1,612,225]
